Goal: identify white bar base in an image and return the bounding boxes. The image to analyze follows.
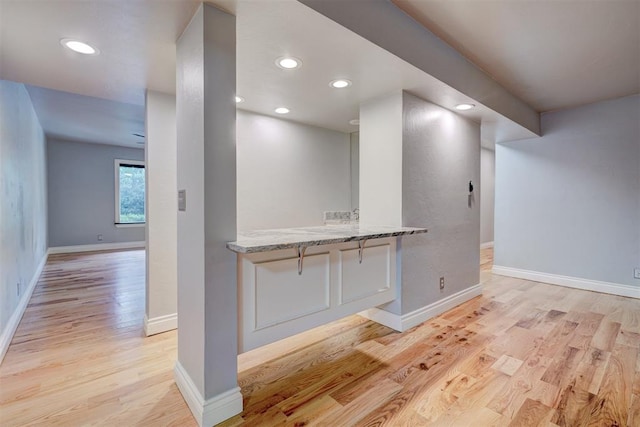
[360,283,483,332]
[174,362,243,427]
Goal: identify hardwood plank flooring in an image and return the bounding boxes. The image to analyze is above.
[1,248,638,426]
[0,250,193,427]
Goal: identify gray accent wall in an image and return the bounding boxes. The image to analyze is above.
[359,91,480,316]
[47,138,145,247]
[495,95,640,287]
[399,92,480,314]
[0,80,48,351]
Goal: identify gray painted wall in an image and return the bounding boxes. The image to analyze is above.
[0,80,48,347]
[400,92,480,314]
[480,147,495,244]
[47,138,145,247]
[236,110,351,230]
[495,95,640,287]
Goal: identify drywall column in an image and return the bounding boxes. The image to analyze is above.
[359,91,403,226]
[144,90,177,336]
[175,5,241,426]
[360,91,481,328]
[350,132,360,211]
[480,147,495,246]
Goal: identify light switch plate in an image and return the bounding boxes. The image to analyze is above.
[178,190,186,211]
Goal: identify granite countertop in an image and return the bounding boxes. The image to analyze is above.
[226,224,428,253]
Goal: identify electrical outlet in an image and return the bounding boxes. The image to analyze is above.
[439,277,445,290]
[97,234,103,241]
[17,282,21,297]
[634,268,640,280]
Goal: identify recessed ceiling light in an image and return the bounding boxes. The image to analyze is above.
[275,107,290,114]
[349,119,360,126]
[455,103,475,111]
[275,57,302,70]
[60,38,99,55]
[235,96,245,103]
[330,79,352,89]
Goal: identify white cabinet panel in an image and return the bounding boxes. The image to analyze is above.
[254,253,330,329]
[338,243,391,304]
[238,238,397,353]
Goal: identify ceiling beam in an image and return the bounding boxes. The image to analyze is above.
[299,0,540,141]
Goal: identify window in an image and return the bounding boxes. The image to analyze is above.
[115,159,145,226]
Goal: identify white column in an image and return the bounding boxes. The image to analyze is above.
[174,4,241,426]
[359,91,403,227]
[144,90,177,336]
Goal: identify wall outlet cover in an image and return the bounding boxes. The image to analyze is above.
[439,276,445,290]
[97,234,103,241]
[17,282,21,297]
[634,268,640,279]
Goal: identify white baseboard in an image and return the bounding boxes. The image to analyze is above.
[48,241,145,254]
[174,361,243,427]
[492,265,640,299]
[360,283,483,332]
[144,313,177,336]
[0,251,48,365]
[480,241,494,249]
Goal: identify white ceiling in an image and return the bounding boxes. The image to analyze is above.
[0,0,200,105]
[0,0,201,148]
[26,85,145,148]
[1,0,638,147]
[234,0,515,134]
[393,0,640,113]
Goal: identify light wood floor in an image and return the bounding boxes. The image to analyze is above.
[1,248,638,426]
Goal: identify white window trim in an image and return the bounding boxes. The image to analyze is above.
[115,159,146,226]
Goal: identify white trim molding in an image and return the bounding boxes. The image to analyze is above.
[114,223,145,229]
[0,252,48,365]
[360,283,483,332]
[480,241,494,249]
[174,362,243,427]
[493,265,640,299]
[144,313,177,336]
[48,241,145,254]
